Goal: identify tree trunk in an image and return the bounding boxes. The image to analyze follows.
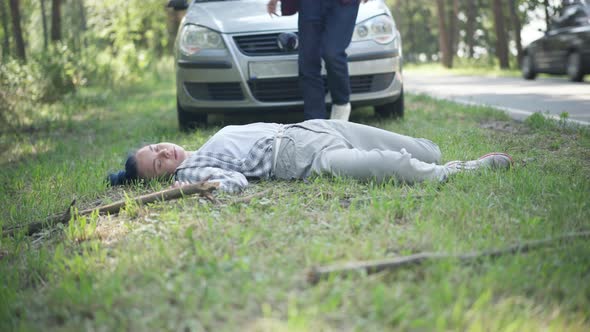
[492,0,509,69]
[79,0,87,48]
[1,0,10,60]
[509,0,522,67]
[449,0,459,56]
[465,0,476,58]
[544,0,551,31]
[8,0,25,61]
[167,7,183,53]
[408,0,418,62]
[40,0,48,50]
[436,0,452,68]
[51,0,61,42]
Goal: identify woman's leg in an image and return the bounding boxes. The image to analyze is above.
[312,146,448,184]
[315,120,442,164]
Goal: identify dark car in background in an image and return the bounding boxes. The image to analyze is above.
[522,0,590,82]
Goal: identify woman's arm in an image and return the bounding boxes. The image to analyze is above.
[176,167,248,193]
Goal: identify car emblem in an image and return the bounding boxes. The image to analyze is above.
[277,32,299,52]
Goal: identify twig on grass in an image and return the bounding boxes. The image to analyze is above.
[306,230,590,285]
[202,192,220,205]
[3,182,220,237]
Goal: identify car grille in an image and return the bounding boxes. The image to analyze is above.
[184,82,244,101]
[233,33,298,56]
[350,73,395,93]
[248,77,321,102]
[248,73,395,102]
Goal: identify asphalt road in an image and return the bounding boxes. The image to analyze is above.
[404,73,590,125]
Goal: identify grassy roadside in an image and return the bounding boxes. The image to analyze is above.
[405,61,590,83]
[1,68,589,331]
[404,62,522,78]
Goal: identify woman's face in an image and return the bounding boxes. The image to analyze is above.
[135,142,188,179]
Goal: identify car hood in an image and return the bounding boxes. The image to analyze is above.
[184,0,390,33]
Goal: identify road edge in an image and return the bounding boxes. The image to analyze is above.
[410,92,590,126]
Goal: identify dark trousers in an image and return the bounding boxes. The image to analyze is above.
[298,0,360,120]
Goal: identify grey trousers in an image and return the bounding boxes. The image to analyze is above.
[273,119,449,184]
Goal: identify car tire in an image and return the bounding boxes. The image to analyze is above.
[177,99,207,132]
[374,88,404,119]
[566,51,584,82]
[522,54,537,80]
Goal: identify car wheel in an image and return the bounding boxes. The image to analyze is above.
[522,54,537,80]
[177,99,207,131]
[566,52,584,82]
[374,88,404,119]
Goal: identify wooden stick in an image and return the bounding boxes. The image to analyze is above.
[3,182,219,237]
[306,231,590,284]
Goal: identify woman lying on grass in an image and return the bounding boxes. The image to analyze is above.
[108,119,513,192]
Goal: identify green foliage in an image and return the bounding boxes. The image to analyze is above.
[64,209,99,244]
[389,0,557,67]
[82,0,172,83]
[0,43,88,131]
[0,0,181,132]
[1,0,177,113]
[389,0,438,62]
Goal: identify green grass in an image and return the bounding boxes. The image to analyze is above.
[404,61,522,78]
[405,61,590,83]
[1,64,589,331]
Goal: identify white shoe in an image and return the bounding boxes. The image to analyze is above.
[330,103,351,121]
[445,152,514,173]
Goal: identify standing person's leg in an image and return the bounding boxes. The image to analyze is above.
[323,0,360,120]
[299,0,327,120]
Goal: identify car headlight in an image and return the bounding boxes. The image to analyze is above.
[352,15,397,46]
[179,24,226,56]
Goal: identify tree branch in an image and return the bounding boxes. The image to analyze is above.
[3,181,219,237]
[306,231,590,284]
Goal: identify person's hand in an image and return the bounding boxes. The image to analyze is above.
[267,0,279,17]
[172,180,190,188]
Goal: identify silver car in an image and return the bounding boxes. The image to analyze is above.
[168,0,403,130]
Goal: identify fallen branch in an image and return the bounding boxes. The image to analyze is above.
[306,230,590,285]
[3,182,219,237]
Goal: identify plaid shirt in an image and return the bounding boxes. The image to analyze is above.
[175,123,280,193]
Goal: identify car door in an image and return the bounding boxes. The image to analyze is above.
[538,28,561,72]
[536,14,565,72]
[570,5,590,57]
[542,6,579,73]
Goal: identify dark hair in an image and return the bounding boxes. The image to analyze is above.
[107,153,139,186]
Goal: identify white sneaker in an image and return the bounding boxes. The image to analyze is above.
[445,152,513,172]
[330,103,351,121]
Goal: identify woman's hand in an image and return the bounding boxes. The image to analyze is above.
[172,180,190,188]
[267,0,279,17]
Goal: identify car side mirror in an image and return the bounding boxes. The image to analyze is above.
[167,0,188,10]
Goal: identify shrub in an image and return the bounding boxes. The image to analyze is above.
[0,43,88,131]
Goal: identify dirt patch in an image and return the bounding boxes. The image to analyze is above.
[95,216,130,246]
[479,120,529,134]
